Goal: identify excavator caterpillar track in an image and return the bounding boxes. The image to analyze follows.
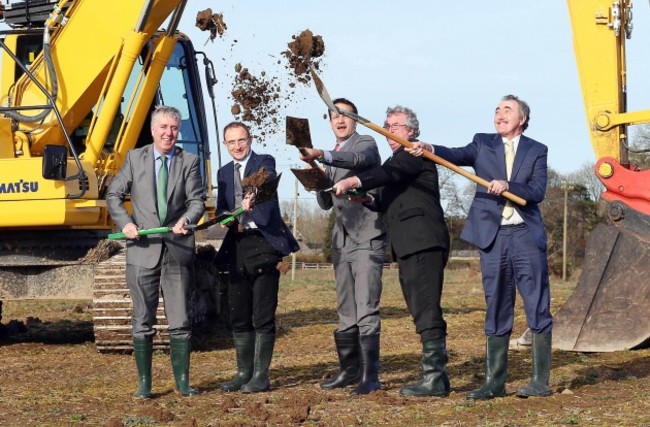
[92,249,170,352]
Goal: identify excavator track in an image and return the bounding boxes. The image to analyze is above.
[92,249,170,352]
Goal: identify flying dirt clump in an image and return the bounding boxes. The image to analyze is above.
[230,63,281,139]
[195,8,227,42]
[282,29,325,84]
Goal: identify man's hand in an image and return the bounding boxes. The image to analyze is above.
[122,222,140,240]
[299,147,324,162]
[172,217,190,235]
[406,141,433,157]
[488,179,509,195]
[333,177,358,196]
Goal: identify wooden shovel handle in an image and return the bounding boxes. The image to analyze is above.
[363,121,527,206]
[298,147,327,176]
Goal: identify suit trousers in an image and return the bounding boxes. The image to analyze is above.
[228,230,281,335]
[397,248,447,342]
[479,223,553,336]
[126,244,192,339]
[333,234,386,336]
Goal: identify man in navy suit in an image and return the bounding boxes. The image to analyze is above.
[412,95,552,399]
[216,121,299,393]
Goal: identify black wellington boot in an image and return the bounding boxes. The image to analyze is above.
[220,331,256,392]
[321,330,361,389]
[133,337,153,399]
[516,332,552,397]
[170,337,199,397]
[400,337,451,397]
[467,334,509,400]
[241,333,275,393]
[351,334,380,395]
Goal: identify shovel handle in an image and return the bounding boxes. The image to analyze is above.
[362,121,527,206]
[297,147,327,176]
[108,226,172,240]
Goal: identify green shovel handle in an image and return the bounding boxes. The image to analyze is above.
[107,226,171,240]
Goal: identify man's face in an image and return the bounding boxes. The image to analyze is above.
[330,102,357,142]
[384,112,414,152]
[224,125,253,161]
[151,113,180,155]
[494,99,525,139]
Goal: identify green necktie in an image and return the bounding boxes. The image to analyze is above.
[157,156,168,224]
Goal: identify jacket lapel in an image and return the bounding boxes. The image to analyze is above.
[512,135,532,180]
[166,146,183,202]
[491,135,507,180]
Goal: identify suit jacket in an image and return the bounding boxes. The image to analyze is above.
[216,151,299,257]
[316,132,386,248]
[106,144,206,268]
[357,146,449,258]
[434,133,548,250]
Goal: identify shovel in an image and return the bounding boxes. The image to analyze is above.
[108,174,283,239]
[286,116,322,170]
[309,71,526,207]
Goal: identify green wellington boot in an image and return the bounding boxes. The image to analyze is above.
[170,337,199,397]
[133,337,153,399]
[400,337,450,397]
[220,331,256,392]
[241,333,275,393]
[516,332,552,397]
[467,334,509,400]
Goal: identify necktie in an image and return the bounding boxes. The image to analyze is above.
[334,143,342,152]
[157,156,168,223]
[234,163,243,209]
[502,139,515,219]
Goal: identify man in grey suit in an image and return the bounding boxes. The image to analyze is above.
[300,98,387,395]
[107,105,206,399]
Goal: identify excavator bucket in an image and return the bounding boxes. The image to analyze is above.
[553,200,650,352]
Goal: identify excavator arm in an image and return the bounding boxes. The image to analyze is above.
[553,0,650,351]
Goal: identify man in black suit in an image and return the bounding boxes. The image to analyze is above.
[334,105,451,397]
[216,121,300,393]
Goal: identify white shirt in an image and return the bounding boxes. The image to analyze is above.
[501,135,525,226]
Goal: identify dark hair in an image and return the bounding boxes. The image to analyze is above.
[223,121,251,140]
[502,94,530,131]
[328,98,358,119]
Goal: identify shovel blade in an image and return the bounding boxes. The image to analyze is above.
[291,167,331,192]
[286,116,313,150]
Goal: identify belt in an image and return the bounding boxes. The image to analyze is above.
[500,222,526,229]
[237,227,261,236]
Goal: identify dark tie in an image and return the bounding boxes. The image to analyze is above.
[157,156,168,223]
[234,163,243,209]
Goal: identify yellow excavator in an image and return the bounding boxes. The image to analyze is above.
[0,0,221,351]
[550,0,650,352]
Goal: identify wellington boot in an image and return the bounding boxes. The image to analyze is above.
[516,332,552,398]
[170,337,198,397]
[351,334,380,395]
[467,335,509,400]
[220,332,255,392]
[133,337,153,399]
[321,330,361,389]
[400,338,450,397]
[241,333,275,393]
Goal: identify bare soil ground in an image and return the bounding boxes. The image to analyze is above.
[1,267,649,426]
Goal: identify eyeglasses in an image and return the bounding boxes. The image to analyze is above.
[225,138,250,147]
[383,123,409,131]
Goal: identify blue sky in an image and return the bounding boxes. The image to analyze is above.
[175,0,650,204]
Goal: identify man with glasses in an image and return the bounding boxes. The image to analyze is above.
[216,121,299,393]
[333,105,452,397]
[300,98,387,395]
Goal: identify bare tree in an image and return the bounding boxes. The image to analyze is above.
[280,199,329,248]
[568,161,604,202]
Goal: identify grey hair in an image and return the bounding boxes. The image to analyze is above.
[151,105,181,127]
[501,94,530,131]
[385,105,420,139]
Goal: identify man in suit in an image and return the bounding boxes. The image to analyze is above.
[107,105,206,398]
[216,121,299,393]
[300,98,387,395]
[411,95,552,399]
[333,105,451,397]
